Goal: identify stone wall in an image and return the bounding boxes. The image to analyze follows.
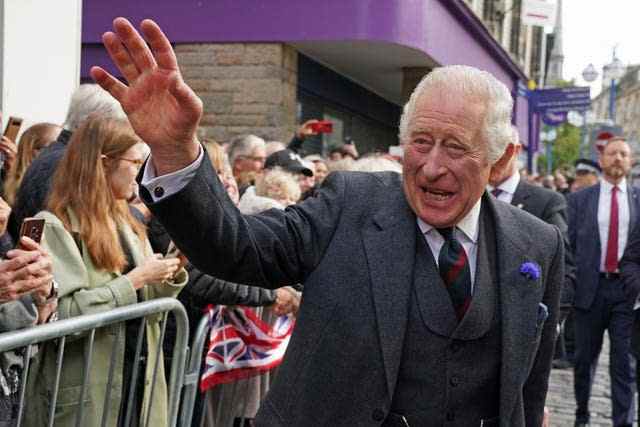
[175,43,298,143]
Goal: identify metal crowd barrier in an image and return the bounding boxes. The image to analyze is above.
[0,298,189,427]
[180,314,211,427]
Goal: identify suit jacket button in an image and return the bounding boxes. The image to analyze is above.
[372,409,385,421]
[446,411,455,421]
[449,376,459,387]
[154,186,165,198]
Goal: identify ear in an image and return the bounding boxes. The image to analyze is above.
[490,143,517,174]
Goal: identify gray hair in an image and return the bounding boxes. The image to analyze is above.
[228,134,266,165]
[63,84,126,131]
[398,65,514,164]
[352,156,402,174]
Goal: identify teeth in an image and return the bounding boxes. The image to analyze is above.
[425,190,452,201]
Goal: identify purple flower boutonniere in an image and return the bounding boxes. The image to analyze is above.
[520,262,540,280]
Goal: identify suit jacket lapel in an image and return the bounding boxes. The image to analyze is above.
[362,192,416,398]
[589,184,601,251]
[487,196,546,421]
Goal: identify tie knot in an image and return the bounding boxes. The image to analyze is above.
[612,185,619,193]
[491,188,503,198]
[437,227,454,240]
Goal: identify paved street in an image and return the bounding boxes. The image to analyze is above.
[546,336,623,426]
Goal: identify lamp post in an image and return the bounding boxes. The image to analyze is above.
[603,55,625,122]
[581,64,599,157]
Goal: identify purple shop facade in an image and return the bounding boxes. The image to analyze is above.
[81,0,531,146]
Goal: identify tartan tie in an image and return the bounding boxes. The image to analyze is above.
[437,227,472,321]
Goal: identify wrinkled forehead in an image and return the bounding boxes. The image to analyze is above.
[410,88,488,136]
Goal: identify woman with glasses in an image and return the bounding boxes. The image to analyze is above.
[25,116,187,427]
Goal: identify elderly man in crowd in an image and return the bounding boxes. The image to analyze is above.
[93,18,563,426]
[227,134,267,195]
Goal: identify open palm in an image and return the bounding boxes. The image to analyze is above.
[91,18,203,173]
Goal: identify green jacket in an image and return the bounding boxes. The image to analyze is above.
[25,210,187,427]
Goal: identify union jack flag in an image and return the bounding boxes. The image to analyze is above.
[200,305,295,391]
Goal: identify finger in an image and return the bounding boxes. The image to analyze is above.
[102,31,141,83]
[18,236,39,251]
[16,275,53,298]
[140,19,178,71]
[112,18,157,73]
[1,251,40,270]
[14,258,51,281]
[90,66,127,102]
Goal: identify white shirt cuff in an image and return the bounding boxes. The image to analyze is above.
[141,146,204,202]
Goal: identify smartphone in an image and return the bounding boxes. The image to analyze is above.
[3,116,23,142]
[309,120,333,134]
[18,217,45,247]
[164,241,181,259]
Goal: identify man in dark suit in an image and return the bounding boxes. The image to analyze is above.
[93,18,563,426]
[568,137,638,427]
[487,131,576,368]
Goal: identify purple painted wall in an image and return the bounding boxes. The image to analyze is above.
[82,0,529,134]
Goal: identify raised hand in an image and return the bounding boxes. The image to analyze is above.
[90,18,203,175]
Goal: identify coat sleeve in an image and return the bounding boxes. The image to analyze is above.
[143,154,346,290]
[523,226,564,427]
[36,212,139,319]
[184,264,277,307]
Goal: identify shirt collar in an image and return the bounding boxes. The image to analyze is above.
[417,197,482,243]
[487,171,520,195]
[601,177,627,194]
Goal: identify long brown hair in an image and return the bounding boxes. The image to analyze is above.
[4,122,60,205]
[47,116,146,272]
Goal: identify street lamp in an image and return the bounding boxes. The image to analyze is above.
[582,63,598,83]
[603,56,625,122]
[580,64,599,157]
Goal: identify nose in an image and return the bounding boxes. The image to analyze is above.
[420,146,448,182]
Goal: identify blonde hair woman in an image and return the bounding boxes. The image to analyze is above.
[26,116,187,427]
[3,122,60,205]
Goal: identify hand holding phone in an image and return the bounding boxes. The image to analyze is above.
[3,117,23,142]
[308,120,333,134]
[18,218,45,249]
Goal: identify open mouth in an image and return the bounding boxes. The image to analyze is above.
[423,188,454,201]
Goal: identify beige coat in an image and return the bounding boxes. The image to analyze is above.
[25,210,187,427]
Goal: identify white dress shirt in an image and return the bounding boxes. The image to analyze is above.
[597,178,630,271]
[417,198,481,289]
[142,148,205,202]
[486,171,520,204]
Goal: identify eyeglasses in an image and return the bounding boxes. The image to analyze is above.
[116,157,145,168]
